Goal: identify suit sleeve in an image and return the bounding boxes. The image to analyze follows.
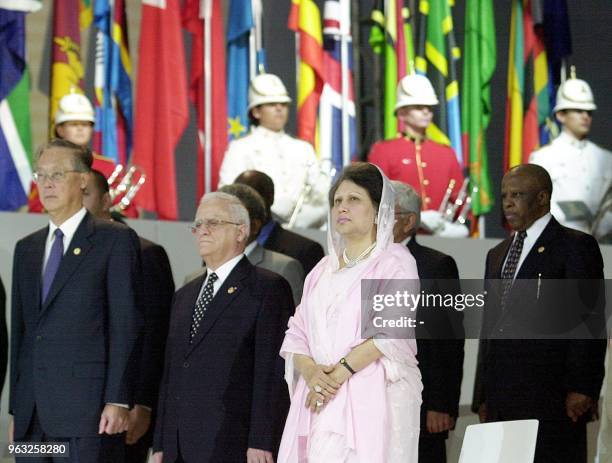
[564,234,606,400]
[135,244,175,408]
[283,259,305,307]
[9,242,25,415]
[303,242,325,276]
[104,228,144,406]
[422,256,464,417]
[248,276,294,451]
[472,251,493,413]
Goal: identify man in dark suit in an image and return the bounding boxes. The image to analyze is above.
[152,192,293,463]
[478,164,606,463]
[83,169,175,463]
[10,140,142,462]
[392,181,464,463]
[235,170,325,275]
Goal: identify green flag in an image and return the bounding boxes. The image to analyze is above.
[461,0,496,215]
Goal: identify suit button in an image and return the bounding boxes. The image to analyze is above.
[36,335,42,341]
[183,362,189,368]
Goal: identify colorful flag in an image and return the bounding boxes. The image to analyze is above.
[503,0,551,171]
[49,0,84,137]
[132,0,188,220]
[93,0,133,165]
[369,0,414,139]
[320,0,356,173]
[461,0,496,215]
[183,0,228,196]
[0,4,37,211]
[226,0,254,141]
[79,0,92,29]
[288,0,324,148]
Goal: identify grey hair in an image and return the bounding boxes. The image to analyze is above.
[391,180,421,229]
[199,191,251,235]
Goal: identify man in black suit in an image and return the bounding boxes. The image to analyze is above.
[392,181,464,463]
[152,192,293,463]
[10,140,142,462]
[478,164,606,463]
[83,169,175,463]
[235,170,325,275]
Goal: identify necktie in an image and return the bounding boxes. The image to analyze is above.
[500,230,527,308]
[42,228,64,303]
[190,272,218,342]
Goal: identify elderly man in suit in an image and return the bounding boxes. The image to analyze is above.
[152,192,294,463]
[10,140,142,462]
[82,169,175,463]
[392,181,464,463]
[478,164,606,463]
[234,170,325,275]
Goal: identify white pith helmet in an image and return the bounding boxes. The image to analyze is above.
[554,77,597,112]
[55,92,95,125]
[247,73,292,111]
[394,74,439,112]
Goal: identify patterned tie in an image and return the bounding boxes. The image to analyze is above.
[190,272,218,342]
[42,228,64,303]
[500,230,527,309]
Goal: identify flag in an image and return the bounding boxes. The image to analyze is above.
[369,0,415,139]
[183,0,227,197]
[289,0,324,148]
[542,0,571,86]
[462,0,495,215]
[226,0,254,141]
[0,5,37,211]
[319,0,356,173]
[49,0,85,136]
[419,0,463,165]
[132,0,188,220]
[80,0,92,29]
[93,0,133,165]
[503,0,551,171]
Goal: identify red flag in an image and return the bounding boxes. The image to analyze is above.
[183,0,227,199]
[132,0,188,220]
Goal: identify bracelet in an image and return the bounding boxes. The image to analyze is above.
[339,357,356,375]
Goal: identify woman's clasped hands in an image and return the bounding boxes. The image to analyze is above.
[303,363,352,414]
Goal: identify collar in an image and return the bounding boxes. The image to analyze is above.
[558,130,588,149]
[206,253,244,284]
[515,212,552,245]
[244,241,257,257]
[48,207,87,241]
[253,125,286,140]
[257,220,277,246]
[399,235,413,247]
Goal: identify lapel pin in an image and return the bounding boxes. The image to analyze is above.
[227,286,237,294]
[537,246,545,253]
[73,247,81,255]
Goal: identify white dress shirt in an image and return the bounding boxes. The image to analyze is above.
[197,253,245,300]
[503,212,552,278]
[43,207,87,271]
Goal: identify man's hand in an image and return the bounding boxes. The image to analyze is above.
[566,392,593,423]
[246,448,274,463]
[151,451,163,463]
[98,404,129,434]
[478,403,487,423]
[8,416,14,444]
[125,405,152,445]
[426,411,454,433]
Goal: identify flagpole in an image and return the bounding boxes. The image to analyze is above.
[203,0,212,193]
[340,0,350,167]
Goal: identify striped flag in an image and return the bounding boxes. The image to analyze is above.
[93,0,133,165]
[418,0,463,166]
[369,0,415,139]
[0,3,39,211]
[504,0,551,171]
[288,0,324,149]
[80,0,93,29]
[319,0,356,173]
[462,0,496,215]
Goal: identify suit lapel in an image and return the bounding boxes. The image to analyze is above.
[491,238,513,279]
[186,256,252,356]
[180,274,207,347]
[27,228,48,309]
[515,217,559,279]
[40,213,94,314]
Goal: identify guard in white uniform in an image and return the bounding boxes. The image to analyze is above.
[219,74,329,229]
[529,74,612,240]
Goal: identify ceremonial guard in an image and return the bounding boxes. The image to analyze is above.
[219,73,329,229]
[368,74,467,236]
[529,72,612,241]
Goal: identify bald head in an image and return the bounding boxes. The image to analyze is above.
[234,170,275,217]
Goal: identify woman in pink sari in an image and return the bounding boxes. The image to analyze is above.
[278,163,422,462]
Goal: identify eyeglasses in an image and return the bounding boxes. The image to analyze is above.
[32,170,81,184]
[189,218,241,233]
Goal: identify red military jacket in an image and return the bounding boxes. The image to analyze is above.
[368,136,465,211]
